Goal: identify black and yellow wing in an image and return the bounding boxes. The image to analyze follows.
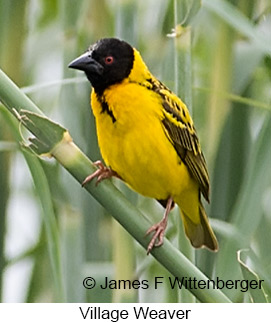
[147,77,210,202]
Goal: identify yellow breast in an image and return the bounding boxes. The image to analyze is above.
[91,81,196,200]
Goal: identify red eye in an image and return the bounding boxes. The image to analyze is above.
[105,56,114,65]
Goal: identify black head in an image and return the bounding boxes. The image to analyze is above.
[68,38,134,94]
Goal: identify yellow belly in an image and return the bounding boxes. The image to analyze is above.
[91,82,197,202]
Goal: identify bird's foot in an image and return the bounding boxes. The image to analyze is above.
[145,197,173,254]
[146,218,168,254]
[82,160,120,187]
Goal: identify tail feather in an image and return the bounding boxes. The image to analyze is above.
[180,202,218,251]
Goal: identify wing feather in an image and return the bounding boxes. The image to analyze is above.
[145,77,210,201]
[141,77,210,201]
[161,100,210,202]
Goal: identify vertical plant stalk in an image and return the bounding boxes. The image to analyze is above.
[0,0,27,301]
[59,0,88,303]
[112,220,137,302]
[202,18,234,281]
[206,21,233,159]
[172,0,195,303]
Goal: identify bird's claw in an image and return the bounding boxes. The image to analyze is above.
[145,197,173,254]
[145,218,167,254]
[82,160,119,187]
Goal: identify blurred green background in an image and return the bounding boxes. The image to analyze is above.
[0,0,271,303]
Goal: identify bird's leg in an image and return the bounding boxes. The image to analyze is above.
[145,197,174,254]
[82,160,121,187]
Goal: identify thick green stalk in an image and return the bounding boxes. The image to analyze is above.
[0,71,43,116]
[0,69,231,303]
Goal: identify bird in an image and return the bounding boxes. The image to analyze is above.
[68,38,218,254]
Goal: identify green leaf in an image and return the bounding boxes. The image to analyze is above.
[203,0,271,56]
[17,110,67,156]
[216,113,271,299]
[174,0,202,26]
[237,249,269,303]
[183,0,202,25]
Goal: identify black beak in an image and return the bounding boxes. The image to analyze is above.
[68,51,104,75]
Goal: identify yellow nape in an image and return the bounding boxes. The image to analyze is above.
[128,49,152,84]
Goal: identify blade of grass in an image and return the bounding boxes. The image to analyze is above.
[237,249,268,303]
[60,208,84,302]
[112,220,137,302]
[216,112,271,300]
[203,0,271,56]
[196,87,271,111]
